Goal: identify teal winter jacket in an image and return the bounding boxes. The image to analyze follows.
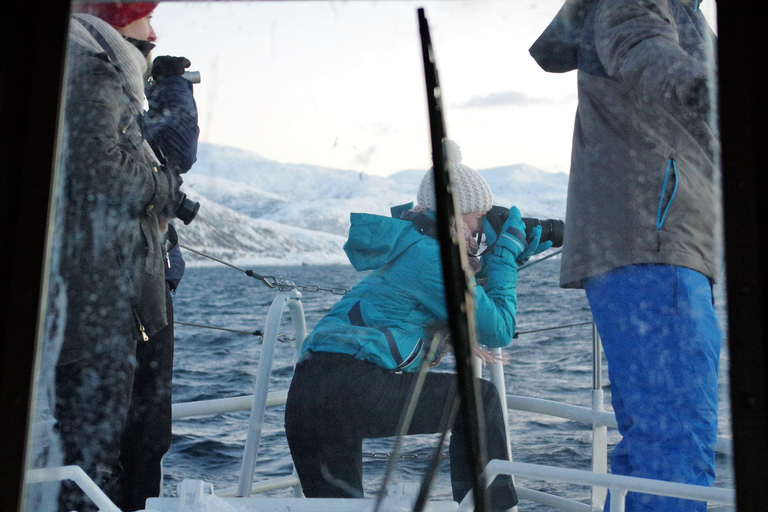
[301,212,520,371]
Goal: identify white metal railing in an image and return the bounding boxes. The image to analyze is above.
[169,289,308,498]
[504,394,733,456]
[506,395,616,427]
[167,291,734,510]
[25,467,121,512]
[591,324,609,507]
[236,288,306,498]
[457,460,736,512]
[22,253,736,511]
[172,390,287,418]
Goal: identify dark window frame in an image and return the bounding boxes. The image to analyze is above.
[0,2,765,511]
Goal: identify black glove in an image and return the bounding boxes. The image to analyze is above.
[151,56,191,81]
[160,166,182,217]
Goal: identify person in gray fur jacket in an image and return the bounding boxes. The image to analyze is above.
[531,1,720,510]
[52,7,172,511]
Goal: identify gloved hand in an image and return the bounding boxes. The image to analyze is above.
[486,206,529,264]
[151,56,191,81]
[515,224,552,265]
[160,165,182,218]
[534,237,553,255]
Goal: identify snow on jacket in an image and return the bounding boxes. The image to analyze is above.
[301,211,519,372]
[144,67,200,287]
[57,16,171,365]
[530,0,719,288]
[145,74,199,175]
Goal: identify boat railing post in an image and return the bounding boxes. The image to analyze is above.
[472,353,482,378]
[286,296,306,365]
[608,487,627,512]
[285,295,306,498]
[25,466,121,512]
[592,322,608,510]
[488,347,517,511]
[236,289,302,497]
[488,348,512,459]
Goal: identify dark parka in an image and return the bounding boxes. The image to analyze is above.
[530,0,719,288]
[57,17,171,365]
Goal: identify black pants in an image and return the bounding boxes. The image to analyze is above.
[55,346,135,512]
[285,351,517,510]
[113,284,175,512]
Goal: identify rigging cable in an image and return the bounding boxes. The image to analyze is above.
[173,321,263,338]
[178,243,279,288]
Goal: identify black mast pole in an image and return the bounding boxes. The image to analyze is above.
[417,8,489,511]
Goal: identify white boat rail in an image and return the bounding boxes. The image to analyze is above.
[165,286,734,511]
[25,273,736,511]
[235,288,305,498]
[458,460,735,512]
[26,467,121,512]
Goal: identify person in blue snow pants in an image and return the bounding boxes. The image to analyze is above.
[530,0,722,509]
[585,265,721,511]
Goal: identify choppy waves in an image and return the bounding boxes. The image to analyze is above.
[165,259,734,510]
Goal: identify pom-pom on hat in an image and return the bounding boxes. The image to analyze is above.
[417,140,493,215]
[72,2,157,29]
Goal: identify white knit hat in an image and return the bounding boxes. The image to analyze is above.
[417,140,493,214]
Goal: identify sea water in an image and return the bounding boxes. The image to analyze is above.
[165,257,734,511]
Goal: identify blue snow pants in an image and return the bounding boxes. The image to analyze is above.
[584,264,721,512]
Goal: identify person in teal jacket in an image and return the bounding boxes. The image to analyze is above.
[285,141,541,511]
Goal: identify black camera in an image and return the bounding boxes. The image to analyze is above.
[169,192,200,225]
[484,205,564,248]
[162,170,200,225]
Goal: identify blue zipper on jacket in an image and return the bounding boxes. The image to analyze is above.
[656,158,679,238]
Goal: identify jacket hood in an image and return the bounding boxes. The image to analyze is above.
[530,0,706,74]
[343,213,434,271]
[529,0,595,73]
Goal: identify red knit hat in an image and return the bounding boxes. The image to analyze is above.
[72,2,157,29]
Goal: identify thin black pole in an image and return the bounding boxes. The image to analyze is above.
[417,8,489,511]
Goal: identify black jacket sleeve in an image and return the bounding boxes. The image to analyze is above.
[145,75,200,174]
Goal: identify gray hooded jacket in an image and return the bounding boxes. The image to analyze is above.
[531,0,719,288]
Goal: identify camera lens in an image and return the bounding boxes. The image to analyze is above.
[174,194,200,225]
[522,217,564,248]
[485,206,564,249]
[541,219,565,248]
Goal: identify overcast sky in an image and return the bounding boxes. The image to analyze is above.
[150,0,717,177]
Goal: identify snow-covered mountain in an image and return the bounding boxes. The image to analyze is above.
[176,142,568,266]
[174,191,349,267]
